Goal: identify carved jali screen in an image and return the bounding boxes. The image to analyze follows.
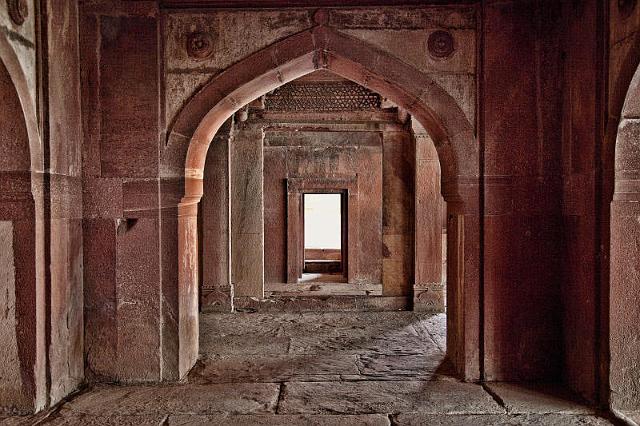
[265,81,382,112]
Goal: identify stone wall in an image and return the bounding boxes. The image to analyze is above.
[46,0,84,407]
[481,0,564,383]
[54,0,635,409]
[607,0,640,412]
[0,0,84,413]
[80,1,169,382]
[263,128,384,286]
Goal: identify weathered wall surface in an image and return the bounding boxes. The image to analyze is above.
[1,0,84,412]
[80,1,168,382]
[201,120,233,310]
[230,124,265,297]
[0,56,35,413]
[0,222,26,411]
[413,127,444,311]
[608,0,640,412]
[382,129,415,297]
[482,0,564,382]
[263,129,384,285]
[161,6,477,162]
[67,0,629,400]
[558,0,602,404]
[46,0,84,406]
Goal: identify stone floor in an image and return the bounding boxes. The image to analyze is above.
[1,312,617,425]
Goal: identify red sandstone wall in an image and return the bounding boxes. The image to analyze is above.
[70,1,626,397]
[0,0,85,412]
[46,0,85,406]
[80,2,169,382]
[263,130,384,285]
[0,55,37,414]
[201,121,233,310]
[559,0,601,403]
[482,0,564,382]
[607,0,640,411]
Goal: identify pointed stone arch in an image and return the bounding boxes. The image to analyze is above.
[168,26,481,380]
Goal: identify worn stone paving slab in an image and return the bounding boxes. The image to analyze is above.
[279,380,505,415]
[280,312,423,336]
[0,416,40,426]
[190,354,359,383]
[485,383,597,415]
[289,333,439,356]
[618,410,640,425]
[411,313,447,352]
[356,353,445,379]
[199,313,288,337]
[43,411,166,425]
[168,414,391,425]
[393,413,614,425]
[61,383,280,416]
[199,335,290,356]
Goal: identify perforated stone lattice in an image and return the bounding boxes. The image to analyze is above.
[265,82,382,112]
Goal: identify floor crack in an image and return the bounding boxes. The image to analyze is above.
[481,383,508,414]
[274,382,286,414]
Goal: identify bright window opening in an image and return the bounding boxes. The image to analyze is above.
[304,193,342,250]
[303,193,343,278]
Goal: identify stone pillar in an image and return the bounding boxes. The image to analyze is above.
[381,129,414,296]
[230,124,265,298]
[80,6,164,382]
[178,201,199,379]
[201,121,233,311]
[413,132,444,312]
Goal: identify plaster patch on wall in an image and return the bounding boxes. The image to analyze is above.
[0,221,26,411]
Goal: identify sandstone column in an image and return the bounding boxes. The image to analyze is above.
[413,131,444,312]
[381,129,414,296]
[230,123,265,298]
[201,121,233,310]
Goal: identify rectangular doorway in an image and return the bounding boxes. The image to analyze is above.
[302,192,347,283]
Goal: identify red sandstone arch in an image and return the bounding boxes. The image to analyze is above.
[0,31,44,413]
[610,60,640,412]
[0,31,42,172]
[169,26,480,380]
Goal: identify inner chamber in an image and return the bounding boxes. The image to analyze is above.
[199,70,446,311]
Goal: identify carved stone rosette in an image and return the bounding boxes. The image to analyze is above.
[186,32,214,60]
[428,30,455,59]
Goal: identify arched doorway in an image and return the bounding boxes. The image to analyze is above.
[0,31,44,413]
[168,25,480,381]
[610,61,640,413]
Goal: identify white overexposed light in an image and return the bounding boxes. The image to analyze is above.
[304,193,341,249]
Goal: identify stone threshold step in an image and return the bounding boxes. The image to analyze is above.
[232,295,411,313]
